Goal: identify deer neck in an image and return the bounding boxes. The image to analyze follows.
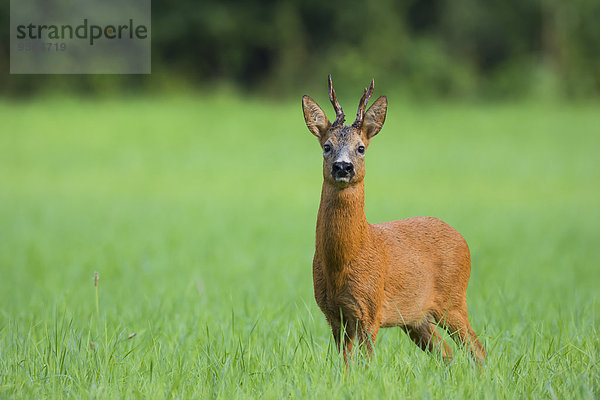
[316,181,371,271]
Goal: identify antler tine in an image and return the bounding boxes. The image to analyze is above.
[328,74,345,127]
[352,79,374,128]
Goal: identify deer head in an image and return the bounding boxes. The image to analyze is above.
[302,75,388,188]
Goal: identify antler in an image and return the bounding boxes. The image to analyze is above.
[352,79,374,128]
[328,74,345,127]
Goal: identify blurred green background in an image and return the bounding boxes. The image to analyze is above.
[2,0,600,99]
[1,1,599,398]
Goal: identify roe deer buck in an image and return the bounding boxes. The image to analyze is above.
[302,75,485,363]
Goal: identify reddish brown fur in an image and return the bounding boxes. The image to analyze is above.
[303,77,485,363]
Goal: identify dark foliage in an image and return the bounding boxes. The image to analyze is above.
[1,0,599,98]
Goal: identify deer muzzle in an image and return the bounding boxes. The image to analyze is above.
[332,161,355,182]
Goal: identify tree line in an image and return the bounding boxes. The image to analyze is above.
[1,0,599,98]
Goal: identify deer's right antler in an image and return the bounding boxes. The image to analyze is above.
[352,79,374,128]
[328,74,345,127]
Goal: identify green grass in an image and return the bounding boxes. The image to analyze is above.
[0,94,599,398]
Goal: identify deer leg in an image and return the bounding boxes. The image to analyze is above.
[342,320,358,363]
[441,312,485,363]
[428,323,454,361]
[357,323,379,358]
[405,321,454,360]
[330,319,356,363]
[331,322,342,352]
[343,335,355,364]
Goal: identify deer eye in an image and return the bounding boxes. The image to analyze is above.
[357,145,365,154]
[323,144,332,154]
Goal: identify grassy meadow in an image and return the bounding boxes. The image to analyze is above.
[0,94,599,398]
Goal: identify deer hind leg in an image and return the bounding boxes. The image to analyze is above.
[404,320,454,361]
[441,311,485,363]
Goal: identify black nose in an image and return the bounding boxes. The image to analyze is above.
[332,162,354,178]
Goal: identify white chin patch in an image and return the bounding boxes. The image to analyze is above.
[334,176,351,183]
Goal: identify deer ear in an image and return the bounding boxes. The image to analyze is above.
[302,95,331,138]
[362,96,387,139]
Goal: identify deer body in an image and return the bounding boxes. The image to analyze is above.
[303,76,485,363]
